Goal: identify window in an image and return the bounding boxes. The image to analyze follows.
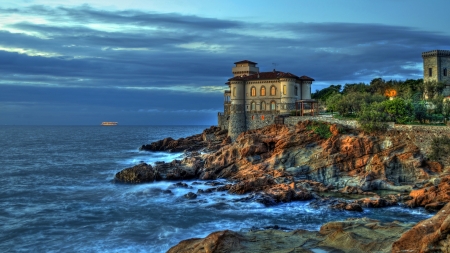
[270,101,276,111]
[261,86,266,96]
[251,101,256,111]
[251,87,256,96]
[252,115,254,120]
[233,87,236,97]
[261,101,266,111]
[270,86,276,96]
[444,68,448,77]
[429,68,433,77]
[295,86,298,96]
[283,85,286,95]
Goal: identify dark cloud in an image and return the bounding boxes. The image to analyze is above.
[0,5,449,124]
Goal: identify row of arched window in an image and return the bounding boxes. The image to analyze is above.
[250,101,276,111]
[250,86,277,97]
[250,85,299,97]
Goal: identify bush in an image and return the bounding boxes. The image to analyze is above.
[307,121,332,139]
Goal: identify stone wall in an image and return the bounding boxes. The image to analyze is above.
[393,124,450,158]
[217,113,228,130]
[246,112,277,130]
[284,116,360,128]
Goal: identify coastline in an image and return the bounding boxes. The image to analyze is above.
[115,122,450,252]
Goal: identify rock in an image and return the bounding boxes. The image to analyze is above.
[139,126,228,152]
[228,176,274,195]
[184,192,197,199]
[331,202,363,212]
[114,163,158,183]
[392,201,450,253]
[405,175,450,208]
[340,185,363,194]
[168,218,413,253]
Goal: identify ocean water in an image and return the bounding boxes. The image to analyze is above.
[0,126,433,253]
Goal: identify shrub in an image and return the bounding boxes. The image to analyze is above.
[307,121,332,139]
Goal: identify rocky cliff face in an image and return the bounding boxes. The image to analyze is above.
[199,121,439,193]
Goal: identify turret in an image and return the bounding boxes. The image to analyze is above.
[232,60,259,77]
[228,80,246,141]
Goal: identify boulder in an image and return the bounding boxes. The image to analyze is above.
[392,201,450,253]
[168,218,413,253]
[114,163,158,183]
[405,176,450,209]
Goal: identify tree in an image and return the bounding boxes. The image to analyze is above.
[423,81,445,99]
[312,85,341,101]
[325,92,342,114]
[382,98,413,124]
[357,102,390,132]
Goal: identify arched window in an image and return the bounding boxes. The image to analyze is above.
[251,115,254,120]
[270,101,276,111]
[233,87,236,97]
[251,87,256,96]
[261,101,266,111]
[251,101,256,111]
[270,86,276,96]
[261,86,266,96]
[283,85,287,95]
[444,68,448,77]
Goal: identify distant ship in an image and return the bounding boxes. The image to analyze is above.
[101,122,118,126]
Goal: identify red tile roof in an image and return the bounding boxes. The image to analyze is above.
[234,60,258,65]
[228,71,315,82]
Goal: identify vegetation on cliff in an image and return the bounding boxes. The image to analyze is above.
[313,78,450,132]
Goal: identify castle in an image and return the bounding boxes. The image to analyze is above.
[218,60,315,140]
[422,50,450,95]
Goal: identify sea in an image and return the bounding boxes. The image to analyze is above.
[0,125,433,253]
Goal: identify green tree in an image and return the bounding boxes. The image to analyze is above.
[382,98,413,124]
[325,92,342,114]
[357,102,390,132]
[312,85,341,101]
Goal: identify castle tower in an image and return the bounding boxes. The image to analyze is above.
[232,60,259,77]
[301,80,312,99]
[422,50,450,95]
[279,78,296,114]
[228,80,247,141]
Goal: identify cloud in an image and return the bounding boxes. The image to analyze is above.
[0,5,449,124]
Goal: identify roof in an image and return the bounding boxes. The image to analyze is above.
[228,71,315,82]
[234,60,258,65]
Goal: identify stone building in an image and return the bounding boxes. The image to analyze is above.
[422,50,450,95]
[218,60,315,140]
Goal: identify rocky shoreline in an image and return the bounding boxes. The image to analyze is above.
[115,122,450,252]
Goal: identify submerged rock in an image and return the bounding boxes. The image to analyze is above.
[184,192,197,199]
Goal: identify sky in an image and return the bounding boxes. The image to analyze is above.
[1,0,450,125]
